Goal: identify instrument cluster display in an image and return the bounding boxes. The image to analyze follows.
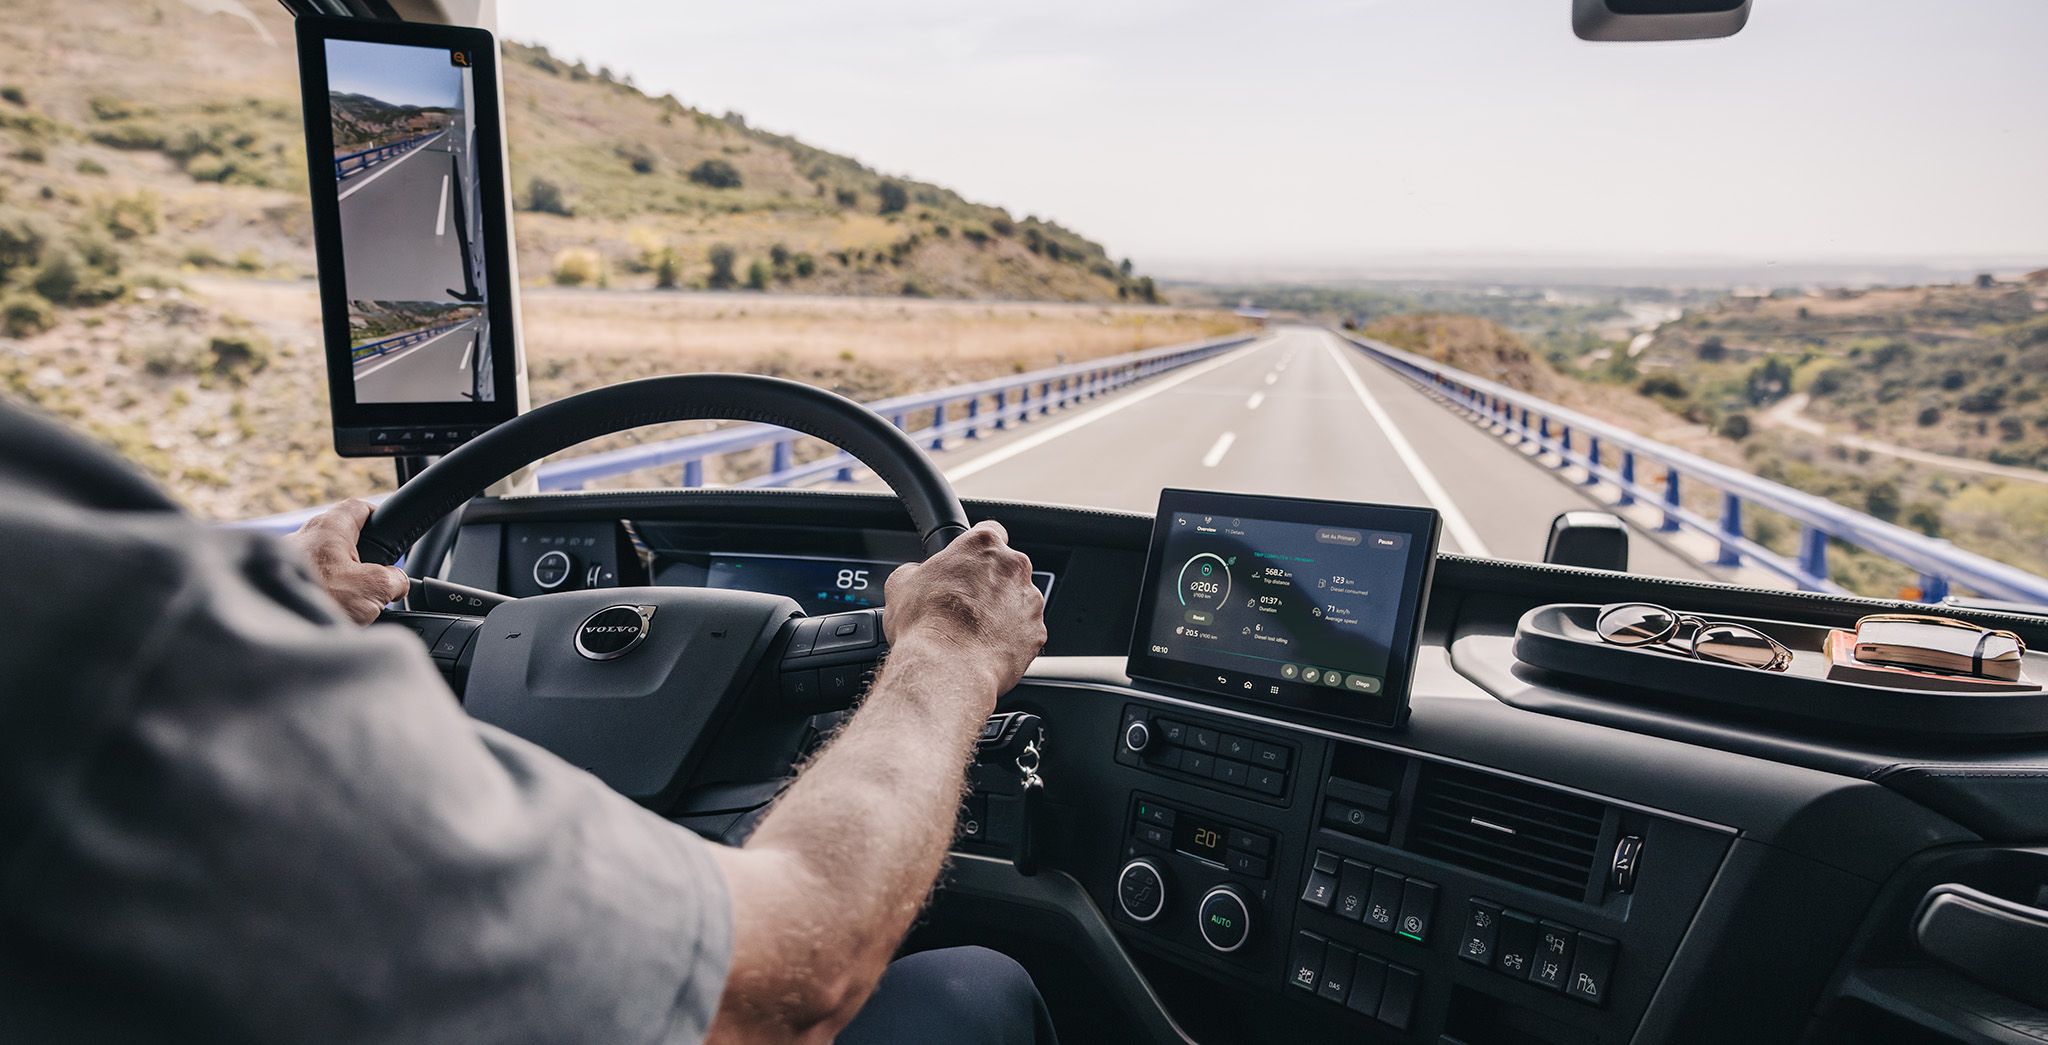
[703,553,1054,617]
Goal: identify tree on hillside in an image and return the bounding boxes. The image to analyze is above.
[746,259,771,291]
[877,180,908,215]
[706,243,737,289]
[688,158,742,189]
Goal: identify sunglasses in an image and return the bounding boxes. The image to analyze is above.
[1594,602,1794,672]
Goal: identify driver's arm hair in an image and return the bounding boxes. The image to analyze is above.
[704,635,996,1044]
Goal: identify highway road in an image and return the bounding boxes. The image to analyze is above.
[354,319,481,404]
[338,132,470,302]
[916,326,1709,575]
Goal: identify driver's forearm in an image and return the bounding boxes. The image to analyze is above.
[709,633,994,1040]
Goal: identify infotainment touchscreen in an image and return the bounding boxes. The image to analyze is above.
[296,17,520,457]
[1126,490,1440,729]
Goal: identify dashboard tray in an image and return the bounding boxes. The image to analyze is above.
[1512,603,2048,738]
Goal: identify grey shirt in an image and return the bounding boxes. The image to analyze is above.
[0,401,732,1042]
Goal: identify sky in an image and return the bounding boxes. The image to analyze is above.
[493,0,2048,276]
[327,38,464,110]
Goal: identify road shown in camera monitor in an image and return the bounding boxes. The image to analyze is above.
[326,37,491,404]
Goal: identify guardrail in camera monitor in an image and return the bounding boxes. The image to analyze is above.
[1335,329,2048,606]
[230,333,1257,536]
[350,320,471,364]
[334,131,441,181]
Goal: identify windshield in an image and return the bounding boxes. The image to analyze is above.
[1,0,2043,604]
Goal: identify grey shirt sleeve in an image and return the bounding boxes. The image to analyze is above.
[1,503,732,1041]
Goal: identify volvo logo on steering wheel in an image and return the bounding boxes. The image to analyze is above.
[575,604,657,661]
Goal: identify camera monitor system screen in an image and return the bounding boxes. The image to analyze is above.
[296,18,518,457]
[1126,490,1441,730]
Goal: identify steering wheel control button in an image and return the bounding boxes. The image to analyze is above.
[1460,900,1503,966]
[784,618,824,658]
[431,618,484,660]
[1197,887,1249,953]
[574,604,655,661]
[780,670,819,703]
[1123,721,1151,754]
[1117,860,1167,923]
[1396,878,1437,942]
[1567,933,1617,1006]
[1286,931,1325,993]
[532,549,573,590]
[389,614,456,649]
[810,611,879,654]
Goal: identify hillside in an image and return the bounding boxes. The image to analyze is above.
[0,0,1154,302]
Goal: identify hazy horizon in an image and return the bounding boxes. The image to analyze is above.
[495,0,2047,276]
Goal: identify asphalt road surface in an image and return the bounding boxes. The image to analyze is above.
[916,326,1709,576]
[353,319,480,404]
[338,132,469,302]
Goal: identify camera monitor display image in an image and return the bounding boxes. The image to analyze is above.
[298,19,517,455]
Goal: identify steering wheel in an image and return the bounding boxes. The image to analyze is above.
[356,373,973,809]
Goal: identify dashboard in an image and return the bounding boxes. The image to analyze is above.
[425,488,2048,1045]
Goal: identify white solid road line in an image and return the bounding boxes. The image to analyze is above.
[336,129,445,202]
[945,338,1272,482]
[1246,392,1265,410]
[354,322,466,379]
[458,335,473,370]
[435,173,450,237]
[1322,338,1494,558]
[1201,432,1237,468]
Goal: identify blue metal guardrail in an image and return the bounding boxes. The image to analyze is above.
[230,333,1257,536]
[1336,330,2048,605]
[334,131,440,181]
[351,320,469,364]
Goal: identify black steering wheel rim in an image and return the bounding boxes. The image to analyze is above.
[357,373,971,565]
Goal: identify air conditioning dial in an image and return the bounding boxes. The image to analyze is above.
[1117,858,1167,923]
[1197,884,1252,953]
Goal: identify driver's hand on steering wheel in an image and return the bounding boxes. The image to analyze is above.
[283,499,411,626]
[883,520,1047,700]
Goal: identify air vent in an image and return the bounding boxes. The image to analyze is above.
[1406,763,1606,900]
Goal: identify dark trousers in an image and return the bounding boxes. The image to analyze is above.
[837,946,1058,1045]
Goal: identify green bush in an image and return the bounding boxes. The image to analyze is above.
[1,293,54,337]
[551,248,603,286]
[88,95,136,121]
[1638,374,1689,399]
[11,144,44,163]
[75,158,107,176]
[0,86,24,106]
[876,180,908,215]
[706,243,737,289]
[619,143,658,175]
[207,333,270,380]
[687,159,742,189]
[523,177,573,216]
[792,253,816,278]
[900,278,929,298]
[653,248,680,289]
[745,259,770,291]
[834,188,859,208]
[1718,413,1752,440]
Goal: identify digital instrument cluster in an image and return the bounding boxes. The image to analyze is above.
[1127,490,1440,729]
[699,553,1054,617]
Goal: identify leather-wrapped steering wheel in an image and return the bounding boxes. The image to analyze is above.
[357,373,972,565]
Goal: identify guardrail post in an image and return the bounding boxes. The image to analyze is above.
[1716,493,1744,566]
[1056,377,1068,408]
[1584,436,1602,486]
[1538,416,1551,449]
[771,438,793,477]
[1798,526,1829,585]
[965,397,981,439]
[928,403,947,450]
[993,389,1008,431]
[1618,451,1636,506]
[1558,426,1574,469]
[683,459,703,488]
[1918,573,1950,603]
[1018,384,1031,421]
[1041,381,1054,414]
[1661,470,1681,532]
[835,457,854,483]
[891,413,906,430]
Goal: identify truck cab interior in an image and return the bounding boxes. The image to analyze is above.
[14,0,2048,1041]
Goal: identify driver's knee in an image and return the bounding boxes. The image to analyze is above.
[836,946,1056,1045]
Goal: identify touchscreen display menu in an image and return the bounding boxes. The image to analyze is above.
[1127,490,1439,729]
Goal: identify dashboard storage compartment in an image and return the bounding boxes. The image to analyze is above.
[1513,603,2048,738]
